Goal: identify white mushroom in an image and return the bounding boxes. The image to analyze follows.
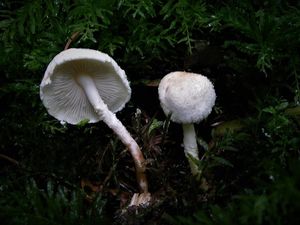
[158,71,216,178]
[40,48,150,204]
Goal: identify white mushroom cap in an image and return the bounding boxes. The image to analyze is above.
[158,71,216,124]
[40,48,131,124]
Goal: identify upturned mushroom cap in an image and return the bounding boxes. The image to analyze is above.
[40,48,131,124]
[158,71,216,124]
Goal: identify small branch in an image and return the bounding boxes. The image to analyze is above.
[64,31,80,50]
[0,153,19,166]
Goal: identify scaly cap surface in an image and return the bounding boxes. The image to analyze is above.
[158,71,216,124]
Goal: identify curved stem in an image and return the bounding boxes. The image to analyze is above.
[76,75,149,193]
[182,123,201,177]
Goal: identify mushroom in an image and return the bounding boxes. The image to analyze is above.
[158,71,216,178]
[40,48,150,205]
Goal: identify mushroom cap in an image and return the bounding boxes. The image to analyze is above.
[40,48,131,124]
[158,71,216,124]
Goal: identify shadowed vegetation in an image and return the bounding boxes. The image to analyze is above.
[1,0,300,224]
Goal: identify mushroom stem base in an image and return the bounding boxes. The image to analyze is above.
[182,123,202,178]
[102,110,149,193]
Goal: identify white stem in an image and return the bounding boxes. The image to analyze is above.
[76,75,108,116]
[182,123,201,177]
[76,75,148,193]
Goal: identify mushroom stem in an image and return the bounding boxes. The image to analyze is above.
[76,75,148,193]
[182,123,201,178]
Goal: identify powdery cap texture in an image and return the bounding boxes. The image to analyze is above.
[40,48,131,124]
[158,71,216,124]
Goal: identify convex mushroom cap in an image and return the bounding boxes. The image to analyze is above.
[158,71,216,124]
[40,48,131,124]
